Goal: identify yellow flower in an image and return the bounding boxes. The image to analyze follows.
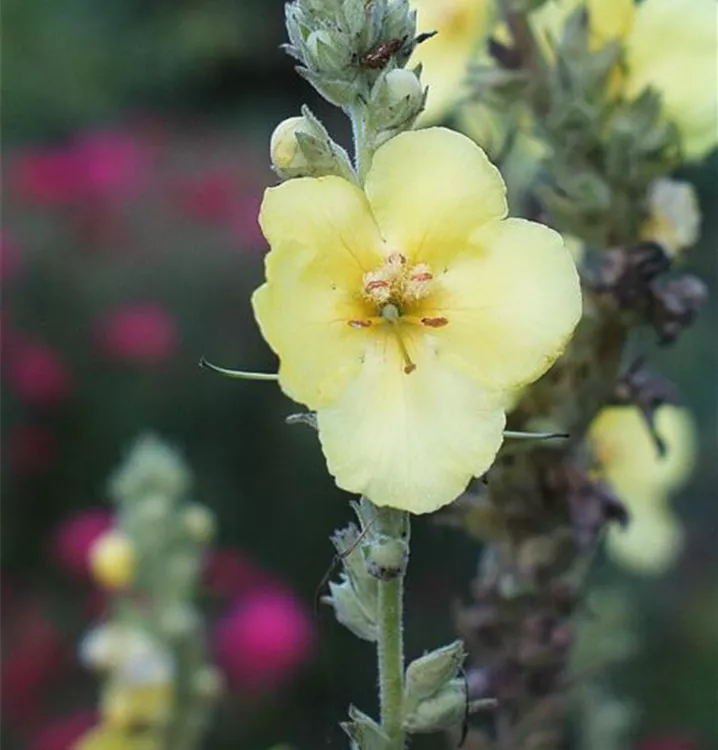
[640,178,701,258]
[533,0,718,161]
[588,404,697,504]
[410,0,495,123]
[606,501,684,574]
[253,128,582,513]
[89,531,136,590]
[626,0,718,161]
[588,404,697,574]
[73,726,160,750]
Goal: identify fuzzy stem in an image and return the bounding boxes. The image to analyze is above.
[377,575,405,748]
[372,506,408,749]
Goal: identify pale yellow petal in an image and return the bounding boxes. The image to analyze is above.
[587,0,636,44]
[253,177,386,409]
[421,218,582,391]
[364,128,507,265]
[411,0,494,123]
[626,0,718,161]
[607,503,684,575]
[588,405,697,502]
[316,332,506,514]
[73,726,160,750]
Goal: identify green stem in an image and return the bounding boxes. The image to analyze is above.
[372,506,408,749]
[377,575,405,748]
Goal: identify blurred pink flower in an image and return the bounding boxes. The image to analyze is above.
[95,303,178,365]
[214,587,314,692]
[73,131,147,201]
[51,509,113,580]
[174,171,239,223]
[172,169,263,247]
[28,710,96,750]
[203,548,270,599]
[7,425,56,474]
[5,340,71,406]
[0,230,22,282]
[10,131,148,207]
[1,598,66,729]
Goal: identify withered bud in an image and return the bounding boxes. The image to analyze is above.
[650,274,708,345]
[592,243,670,310]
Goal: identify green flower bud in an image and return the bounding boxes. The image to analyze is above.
[402,680,467,734]
[181,504,215,543]
[270,116,319,173]
[270,111,355,180]
[341,705,390,750]
[384,69,423,110]
[364,535,408,581]
[404,641,466,713]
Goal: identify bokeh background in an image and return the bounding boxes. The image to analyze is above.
[1,2,716,749]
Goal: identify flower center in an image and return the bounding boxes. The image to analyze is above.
[347,253,449,375]
[362,253,433,311]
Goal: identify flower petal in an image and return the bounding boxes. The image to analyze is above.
[253,176,386,408]
[364,128,507,265]
[422,218,581,390]
[410,0,494,124]
[607,503,683,575]
[626,0,718,161]
[316,333,506,514]
[588,405,697,502]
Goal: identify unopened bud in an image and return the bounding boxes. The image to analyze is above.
[384,69,423,110]
[641,178,700,258]
[89,531,136,590]
[404,641,466,712]
[364,536,408,581]
[403,680,466,734]
[270,116,320,173]
[192,666,224,700]
[270,111,354,180]
[182,504,215,543]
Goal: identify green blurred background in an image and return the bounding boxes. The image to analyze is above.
[1,1,716,749]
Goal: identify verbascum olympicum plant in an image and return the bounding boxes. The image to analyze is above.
[74,436,221,750]
[588,404,696,574]
[202,0,583,747]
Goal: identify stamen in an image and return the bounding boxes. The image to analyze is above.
[394,331,416,374]
[381,305,416,374]
[421,316,449,328]
[348,319,373,329]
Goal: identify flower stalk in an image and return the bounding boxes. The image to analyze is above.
[372,507,409,748]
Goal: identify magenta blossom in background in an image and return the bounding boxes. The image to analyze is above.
[7,425,56,474]
[1,597,66,730]
[51,509,113,580]
[203,548,271,600]
[214,587,314,692]
[28,710,96,750]
[5,340,71,406]
[172,169,264,248]
[10,131,148,207]
[94,303,178,365]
